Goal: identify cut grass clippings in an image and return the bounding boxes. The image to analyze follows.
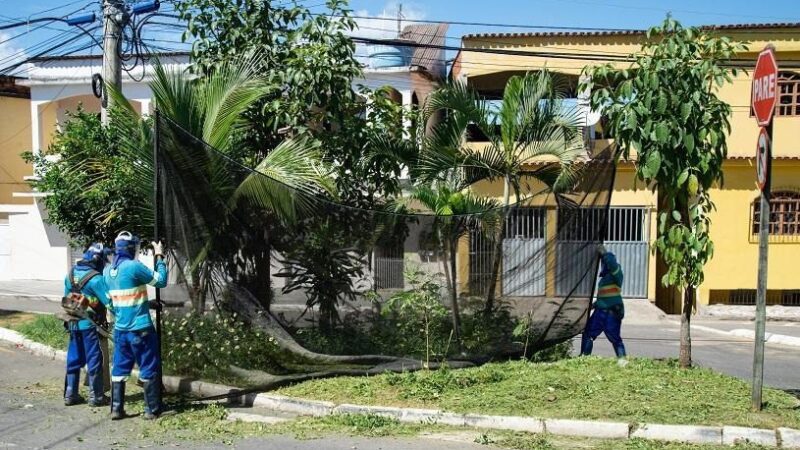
[482,431,775,450]
[277,357,800,430]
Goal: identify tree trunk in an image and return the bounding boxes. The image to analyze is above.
[678,200,694,368]
[679,285,695,368]
[484,176,511,314]
[448,237,463,353]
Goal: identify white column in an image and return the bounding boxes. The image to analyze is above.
[136,98,152,116]
[30,101,44,155]
[401,89,413,138]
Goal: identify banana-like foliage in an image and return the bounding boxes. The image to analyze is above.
[416,70,587,197]
[101,55,334,310]
[105,55,334,230]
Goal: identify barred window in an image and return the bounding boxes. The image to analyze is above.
[752,191,800,235]
[777,72,800,117]
[750,72,800,117]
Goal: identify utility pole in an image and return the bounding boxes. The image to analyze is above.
[397,3,403,35]
[101,0,127,124]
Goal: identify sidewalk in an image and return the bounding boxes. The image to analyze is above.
[0,280,62,315]
[0,280,61,300]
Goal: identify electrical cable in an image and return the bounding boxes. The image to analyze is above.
[0,0,96,24]
[0,26,101,74]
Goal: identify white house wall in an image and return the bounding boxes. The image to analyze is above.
[7,200,68,280]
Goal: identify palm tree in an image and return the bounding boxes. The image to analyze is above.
[416,70,587,313]
[408,174,500,352]
[104,55,333,311]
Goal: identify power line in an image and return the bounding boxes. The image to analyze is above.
[0,0,96,24]
[0,26,101,74]
[335,13,643,33]
[0,2,98,46]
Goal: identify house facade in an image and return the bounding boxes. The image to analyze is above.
[453,23,800,312]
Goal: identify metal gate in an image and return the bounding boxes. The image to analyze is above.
[556,207,649,298]
[502,208,546,296]
[374,244,404,289]
[469,207,547,296]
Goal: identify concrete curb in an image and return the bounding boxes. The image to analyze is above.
[632,423,723,445]
[1,326,797,448]
[693,325,800,348]
[0,327,68,361]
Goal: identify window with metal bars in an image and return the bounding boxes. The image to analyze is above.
[777,72,800,117]
[750,72,800,117]
[752,191,800,236]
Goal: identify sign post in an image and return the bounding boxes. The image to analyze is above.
[750,45,777,411]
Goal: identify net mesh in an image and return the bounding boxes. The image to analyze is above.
[154,113,617,379]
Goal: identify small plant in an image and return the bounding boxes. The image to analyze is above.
[512,308,535,356]
[382,262,449,367]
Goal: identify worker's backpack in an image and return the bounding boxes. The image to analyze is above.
[60,268,103,323]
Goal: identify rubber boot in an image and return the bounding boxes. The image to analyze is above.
[580,335,594,356]
[110,381,126,420]
[87,372,109,407]
[142,380,162,420]
[64,372,84,406]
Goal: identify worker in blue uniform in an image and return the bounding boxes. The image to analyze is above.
[63,243,113,406]
[104,231,167,420]
[581,245,627,364]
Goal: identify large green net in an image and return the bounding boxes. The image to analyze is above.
[153,113,618,387]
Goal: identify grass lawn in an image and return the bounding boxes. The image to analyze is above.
[147,403,775,450]
[3,312,70,351]
[152,404,776,449]
[277,358,800,430]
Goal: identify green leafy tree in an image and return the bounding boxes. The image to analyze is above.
[417,72,585,313]
[581,18,744,368]
[23,107,149,245]
[111,57,333,311]
[176,0,361,159]
[176,0,416,208]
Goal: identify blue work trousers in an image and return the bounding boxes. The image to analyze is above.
[66,328,103,375]
[111,327,160,382]
[581,307,626,357]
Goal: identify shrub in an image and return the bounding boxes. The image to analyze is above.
[162,311,289,382]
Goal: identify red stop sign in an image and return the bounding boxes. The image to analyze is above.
[751,46,779,126]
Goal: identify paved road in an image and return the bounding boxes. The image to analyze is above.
[0,344,488,450]
[576,321,800,391]
[693,318,800,338]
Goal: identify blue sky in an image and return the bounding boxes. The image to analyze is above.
[1,0,798,75]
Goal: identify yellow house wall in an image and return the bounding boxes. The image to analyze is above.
[460,27,800,306]
[0,96,33,204]
[699,161,800,305]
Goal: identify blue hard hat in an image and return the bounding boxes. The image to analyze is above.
[83,242,104,261]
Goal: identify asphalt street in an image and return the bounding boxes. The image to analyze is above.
[575,322,800,391]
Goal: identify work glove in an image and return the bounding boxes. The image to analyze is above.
[597,244,607,256]
[151,241,164,258]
